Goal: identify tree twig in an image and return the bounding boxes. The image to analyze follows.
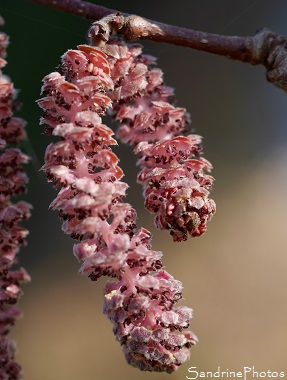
[31,0,287,92]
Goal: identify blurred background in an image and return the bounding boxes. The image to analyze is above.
[1,0,287,379]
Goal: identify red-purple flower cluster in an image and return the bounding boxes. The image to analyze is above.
[38,45,197,373]
[102,39,216,241]
[0,25,31,379]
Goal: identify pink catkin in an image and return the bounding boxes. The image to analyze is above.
[101,39,216,242]
[0,23,31,379]
[38,44,197,373]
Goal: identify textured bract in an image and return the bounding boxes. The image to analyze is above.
[39,44,197,373]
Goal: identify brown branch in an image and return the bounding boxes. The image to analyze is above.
[31,0,118,20]
[32,0,287,92]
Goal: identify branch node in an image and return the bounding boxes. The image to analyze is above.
[122,15,163,41]
[88,12,125,46]
[264,31,287,92]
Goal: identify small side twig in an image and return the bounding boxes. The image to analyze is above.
[32,0,287,92]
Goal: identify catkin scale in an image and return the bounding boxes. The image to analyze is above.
[38,44,197,373]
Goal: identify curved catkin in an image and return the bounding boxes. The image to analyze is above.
[0,22,31,379]
[101,39,216,242]
[38,44,197,373]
